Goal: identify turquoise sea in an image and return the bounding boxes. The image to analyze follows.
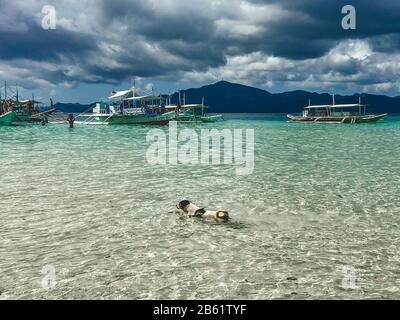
[1,114,400,299]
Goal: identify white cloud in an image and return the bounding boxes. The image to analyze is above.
[1,0,400,97]
[181,39,400,94]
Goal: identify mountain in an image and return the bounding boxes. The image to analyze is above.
[53,81,400,114]
[54,102,92,113]
[169,81,400,114]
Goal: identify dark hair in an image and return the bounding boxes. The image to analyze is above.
[178,200,191,209]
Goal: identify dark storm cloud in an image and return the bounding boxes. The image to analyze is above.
[99,0,215,43]
[96,0,226,73]
[160,41,226,68]
[1,0,400,91]
[368,34,400,54]
[254,0,400,37]
[0,21,98,61]
[0,1,98,62]
[96,0,400,63]
[244,0,400,58]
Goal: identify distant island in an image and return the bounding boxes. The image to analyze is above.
[54,81,400,114]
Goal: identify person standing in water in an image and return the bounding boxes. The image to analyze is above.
[67,113,75,128]
[41,116,48,126]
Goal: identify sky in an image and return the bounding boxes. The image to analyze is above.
[0,0,400,104]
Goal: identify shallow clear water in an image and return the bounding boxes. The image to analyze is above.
[1,114,400,299]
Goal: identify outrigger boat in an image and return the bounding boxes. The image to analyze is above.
[75,87,176,125]
[164,92,224,123]
[0,111,16,126]
[0,82,17,126]
[13,99,56,125]
[287,96,387,124]
[0,82,56,125]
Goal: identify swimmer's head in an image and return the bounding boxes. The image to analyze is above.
[177,200,191,211]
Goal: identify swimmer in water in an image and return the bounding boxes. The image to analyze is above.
[176,200,230,222]
[67,113,75,128]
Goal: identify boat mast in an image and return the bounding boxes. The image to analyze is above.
[133,80,136,108]
[4,80,8,112]
[152,86,154,107]
[360,95,366,115]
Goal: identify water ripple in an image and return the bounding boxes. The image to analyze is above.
[1,115,400,299]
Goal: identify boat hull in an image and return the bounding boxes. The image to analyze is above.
[172,113,225,123]
[174,114,197,122]
[0,112,17,126]
[13,108,57,125]
[200,114,225,122]
[287,113,387,124]
[94,111,176,125]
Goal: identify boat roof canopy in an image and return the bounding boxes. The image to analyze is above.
[331,104,365,108]
[125,95,161,101]
[165,104,208,109]
[108,89,132,99]
[305,104,365,109]
[304,105,332,109]
[181,104,207,108]
[19,99,42,104]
